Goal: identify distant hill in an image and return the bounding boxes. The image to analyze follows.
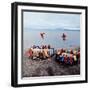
[24,27,80,31]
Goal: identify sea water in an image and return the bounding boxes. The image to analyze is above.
[23,28,80,50]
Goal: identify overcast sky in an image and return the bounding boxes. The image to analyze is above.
[23,11,80,30]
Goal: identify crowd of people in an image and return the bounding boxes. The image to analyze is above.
[25,45,80,65]
[55,48,80,65]
[25,45,54,60]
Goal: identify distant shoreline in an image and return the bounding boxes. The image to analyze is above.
[24,28,80,31]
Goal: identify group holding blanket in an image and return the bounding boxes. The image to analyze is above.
[25,45,53,60]
[55,48,80,65]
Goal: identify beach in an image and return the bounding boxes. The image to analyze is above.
[22,55,80,77]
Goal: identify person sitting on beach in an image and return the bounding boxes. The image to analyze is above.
[56,49,66,62]
[69,54,74,65]
[56,49,61,54]
[70,49,73,54]
[48,44,51,49]
[60,48,64,54]
[76,50,80,64]
[59,54,64,63]
[31,45,41,59]
[64,55,68,64]
[25,48,33,58]
[73,54,77,64]
[43,45,50,59]
[61,54,64,62]
[55,50,60,61]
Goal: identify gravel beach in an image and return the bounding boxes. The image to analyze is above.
[22,56,80,77]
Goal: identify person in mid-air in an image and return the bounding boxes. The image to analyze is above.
[40,32,45,39]
[62,33,67,40]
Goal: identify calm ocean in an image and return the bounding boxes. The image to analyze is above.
[23,29,80,50]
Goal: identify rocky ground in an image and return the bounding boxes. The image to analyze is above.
[22,56,80,77]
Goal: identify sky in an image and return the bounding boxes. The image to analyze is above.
[23,11,80,30]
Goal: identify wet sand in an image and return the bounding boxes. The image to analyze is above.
[22,55,80,77]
